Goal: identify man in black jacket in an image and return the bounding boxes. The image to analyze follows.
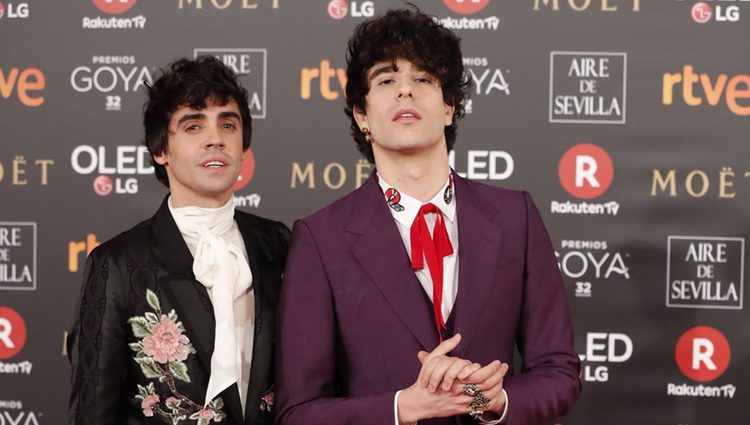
[68,56,289,425]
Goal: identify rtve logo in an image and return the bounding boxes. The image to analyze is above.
[663,65,750,116]
[0,67,45,107]
[558,143,614,199]
[93,0,138,14]
[68,234,100,273]
[300,60,346,100]
[675,326,731,382]
[0,306,27,360]
[443,0,491,15]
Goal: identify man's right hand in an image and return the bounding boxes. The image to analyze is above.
[397,334,477,425]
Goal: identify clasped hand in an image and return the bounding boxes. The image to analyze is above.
[397,334,509,424]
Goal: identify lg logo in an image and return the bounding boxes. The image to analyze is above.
[675,326,731,382]
[0,306,27,360]
[327,0,373,19]
[558,143,614,199]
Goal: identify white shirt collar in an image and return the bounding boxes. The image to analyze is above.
[377,172,456,228]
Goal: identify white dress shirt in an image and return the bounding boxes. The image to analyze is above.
[377,174,508,425]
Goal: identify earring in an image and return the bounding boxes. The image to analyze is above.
[362,127,372,143]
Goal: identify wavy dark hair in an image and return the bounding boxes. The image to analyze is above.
[143,56,252,187]
[344,7,470,163]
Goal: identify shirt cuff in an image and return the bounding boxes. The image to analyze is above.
[478,389,509,424]
[394,390,402,425]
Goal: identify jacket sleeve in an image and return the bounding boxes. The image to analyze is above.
[274,220,396,425]
[503,192,582,424]
[68,246,129,425]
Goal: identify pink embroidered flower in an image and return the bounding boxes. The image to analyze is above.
[166,396,181,408]
[142,315,190,364]
[263,392,274,407]
[141,394,159,417]
[199,408,215,420]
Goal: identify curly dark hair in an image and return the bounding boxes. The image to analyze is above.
[143,56,252,187]
[344,7,470,164]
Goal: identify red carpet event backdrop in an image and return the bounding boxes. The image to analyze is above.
[1,1,748,424]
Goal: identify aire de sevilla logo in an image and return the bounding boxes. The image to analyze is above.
[234,149,255,191]
[675,326,730,382]
[558,143,614,200]
[0,306,27,360]
[444,0,491,15]
[93,0,137,14]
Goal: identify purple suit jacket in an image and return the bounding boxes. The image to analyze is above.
[275,173,581,425]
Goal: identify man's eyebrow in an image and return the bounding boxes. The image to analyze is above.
[368,64,398,82]
[218,111,241,120]
[176,112,206,125]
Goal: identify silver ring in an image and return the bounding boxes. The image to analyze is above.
[462,383,480,397]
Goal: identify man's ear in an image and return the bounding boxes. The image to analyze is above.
[153,151,168,166]
[444,103,455,126]
[353,106,368,131]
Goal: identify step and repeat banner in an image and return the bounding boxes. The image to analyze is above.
[1,1,748,424]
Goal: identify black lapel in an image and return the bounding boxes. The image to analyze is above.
[235,212,276,424]
[348,175,440,352]
[450,175,505,360]
[151,196,216,374]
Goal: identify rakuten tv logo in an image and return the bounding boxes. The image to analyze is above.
[444,0,491,15]
[93,0,138,14]
[559,143,613,199]
[675,326,730,382]
[0,306,26,360]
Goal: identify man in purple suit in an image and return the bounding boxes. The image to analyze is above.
[275,8,580,425]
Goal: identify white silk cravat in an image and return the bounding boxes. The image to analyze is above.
[169,197,253,408]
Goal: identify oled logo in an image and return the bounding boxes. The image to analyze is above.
[195,49,267,119]
[448,150,514,181]
[70,145,154,196]
[443,0,491,15]
[552,144,619,215]
[667,236,744,310]
[578,332,633,383]
[327,0,373,19]
[93,0,137,14]
[0,2,30,19]
[550,51,627,124]
[668,326,736,398]
[0,223,36,291]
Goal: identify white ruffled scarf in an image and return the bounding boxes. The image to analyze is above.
[169,197,252,409]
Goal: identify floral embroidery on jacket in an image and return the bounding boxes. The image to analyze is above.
[129,289,226,424]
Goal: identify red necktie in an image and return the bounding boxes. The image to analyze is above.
[410,203,454,341]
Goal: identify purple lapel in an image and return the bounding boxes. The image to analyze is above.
[347,175,440,352]
[450,174,505,359]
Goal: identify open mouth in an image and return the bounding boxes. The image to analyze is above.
[393,109,421,121]
[202,160,226,168]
